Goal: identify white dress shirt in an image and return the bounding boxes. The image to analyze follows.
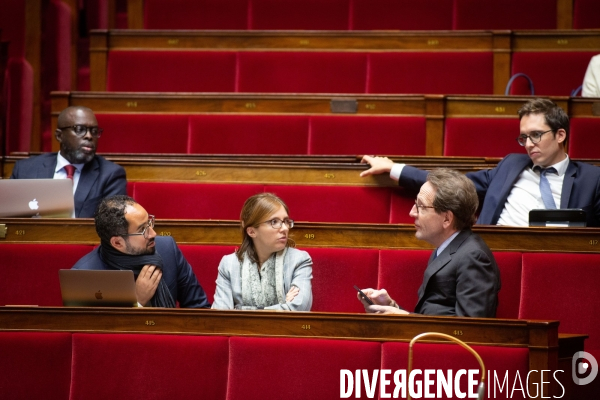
[53,152,84,217]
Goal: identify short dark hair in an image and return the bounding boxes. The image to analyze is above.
[94,195,138,243]
[427,169,478,231]
[518,98,570,141]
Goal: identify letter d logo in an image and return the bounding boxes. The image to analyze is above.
[572,351,598,385]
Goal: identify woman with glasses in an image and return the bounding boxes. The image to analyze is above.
[212,193,313,310]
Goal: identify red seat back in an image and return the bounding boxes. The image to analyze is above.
[444,118,522,157]
[251,0,349,30]
[352,0,453,30]
[144,0,248,29]
[568,118,600,159]
[453,0,557,29]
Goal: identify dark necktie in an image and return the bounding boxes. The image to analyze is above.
[536,166,557,209]
[64,164,76,180]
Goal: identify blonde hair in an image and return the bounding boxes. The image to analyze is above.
[236,193,295,264]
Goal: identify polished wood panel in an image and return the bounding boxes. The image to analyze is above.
[2,218,600,253]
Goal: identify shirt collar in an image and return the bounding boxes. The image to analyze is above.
[436,230,460,257]
[533,154,569,176]
[55,152,85,173]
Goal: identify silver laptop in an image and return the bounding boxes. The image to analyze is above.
[0,179,74,217]
[59,270,138,307]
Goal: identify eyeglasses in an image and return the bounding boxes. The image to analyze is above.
[414,200,435,214]
[516,129,553,146]
[259,218,294,229]
[122,215,155,239]
[58,125,103,138]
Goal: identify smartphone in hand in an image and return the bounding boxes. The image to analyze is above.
[354,285,374,305]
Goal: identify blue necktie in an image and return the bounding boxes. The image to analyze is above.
[537,166,557,209]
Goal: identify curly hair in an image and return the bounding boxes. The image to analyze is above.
[94,195,137,243]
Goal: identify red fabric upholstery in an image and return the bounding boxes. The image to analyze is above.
[307,247,379,313]
[129,182,264,219]
[189,114,309,154]
[267,185,392,223]
[368,52,494,95]
[0,332,72,400]
[70,333,229,400]
[144,0,248,29]
[520,253,600,351]
[0,244,93,306]
[382,342,529,400]
[251,0,349,30]
[389,188,420,224]
[308,115,426,156]
[510,52,596,96]
[96,114,190,153]
[573,0,600,29]
[568,118,600,159]
[107,51,237,92]
[0,0,27,58]
[453,0,556,29]
[352,0,453,30]
[4,58,33,152]
[377,250,431,312]
[179,245,236,304]
[237,51,367,94]
[444,118,522,157]
[227,337,381,399]
[493,251,522,320]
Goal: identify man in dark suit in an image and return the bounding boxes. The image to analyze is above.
[10,106,126,217]
[72,195,210,308]
[357,169,500,317]
[360,98,600,227]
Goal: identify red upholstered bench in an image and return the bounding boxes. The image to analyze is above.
[573,0,600,29]
[0,244,94,306]
[453,0,557,29]
[143,0,248,29]
[70,333,229,400]
[307,247,380,313]
[251,0,349,30]
[567,117,600,159]
[0,332,72,400]
[352,0,453,30]
[443,118,521,157]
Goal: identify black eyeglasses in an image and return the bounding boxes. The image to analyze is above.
[259,218,294,229]
[516,129,553,146]
[58,125,103,138]
[122,215,155,239]
[413,200,435,214]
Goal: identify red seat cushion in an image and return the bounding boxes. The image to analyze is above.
[129,182,264,219]
[227,337,381,399]
[444,118,522,157]
[251,0,349,30]
[96,114,190,153]
[107,51,237,92]
[189,114,309,154]
[144,0,248,29]
[3,58,33,152]
[352,0,453,30]
[71,333,229,400]
[389,188,420,224]
[568,118,600,159]
[309,115,426,156]
[368,52,494,95]
[237,51,367,94]
[307,247,380,313]
[0,332,72,400]
[0,244,94,306]
[492,251,522,320]
[267,185,392,223]
[453,0,556,29]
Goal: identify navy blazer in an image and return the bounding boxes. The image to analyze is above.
[400,153,600,227]
[72,236,210,308]
[414,230,500,317]
[10,153,127,218]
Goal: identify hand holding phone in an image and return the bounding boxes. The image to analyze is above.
[354,285,374,305]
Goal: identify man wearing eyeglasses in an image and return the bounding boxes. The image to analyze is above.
[72,195,210,308]
[10,106,127,217]
[361,98,600,227]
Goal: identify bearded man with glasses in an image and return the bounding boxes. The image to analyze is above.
[361,98,600,227]
[10,106,126,217]
[72,195,210,308]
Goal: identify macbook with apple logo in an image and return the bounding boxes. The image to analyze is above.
[0,179,74,217]
[59,270,138,307]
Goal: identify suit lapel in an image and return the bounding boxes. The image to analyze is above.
[415,230,471,305]
[560,160,576,209]
[492,156,533,222]
[38,154,57,178]
[74,157,100,217]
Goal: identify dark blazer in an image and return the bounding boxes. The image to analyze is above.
[414,230,500,317]
[10,153,127,218]
[72,236,210,308]
[400,153,600,226]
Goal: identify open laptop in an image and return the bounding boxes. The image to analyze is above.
[59,270,138,307]
[529,209,587,227]
[0,179,74,217]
